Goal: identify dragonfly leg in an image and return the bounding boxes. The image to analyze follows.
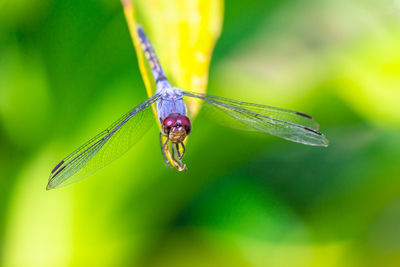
[159,133,187,171]
[171,143,176,159]
[174,143,185,167]
[180,142,185,160]
[175,143,181,159]
[174,144,187,171]
[159,132,172,168]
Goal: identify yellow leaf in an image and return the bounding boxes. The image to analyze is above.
[136,0,223,117]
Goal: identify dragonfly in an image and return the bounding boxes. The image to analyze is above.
[47,25,328,190]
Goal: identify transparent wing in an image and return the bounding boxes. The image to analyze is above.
[47,93,160,190]
[182,91,328,146]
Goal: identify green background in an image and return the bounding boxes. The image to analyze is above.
[1,0,400,266]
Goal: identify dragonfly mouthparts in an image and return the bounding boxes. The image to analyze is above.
[169,126,187,143]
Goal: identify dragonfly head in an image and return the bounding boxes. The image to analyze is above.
[162,113,191,143]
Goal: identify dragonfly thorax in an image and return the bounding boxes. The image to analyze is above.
[162,113,191,143]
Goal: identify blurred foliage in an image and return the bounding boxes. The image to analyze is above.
[1,0,400,266]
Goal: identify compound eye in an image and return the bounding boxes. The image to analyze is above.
[175,115,191,135]
[163,116,177,127]
[162,114,192,135]
[176,115,190,126]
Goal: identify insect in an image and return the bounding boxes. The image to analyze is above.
[47,26,328,190]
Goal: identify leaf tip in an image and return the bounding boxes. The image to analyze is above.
[121,0,132,8]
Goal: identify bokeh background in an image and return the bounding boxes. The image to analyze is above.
[1,0,400,266]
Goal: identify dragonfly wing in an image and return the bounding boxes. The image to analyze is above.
[182,91,328,147]
[47,93,160,190]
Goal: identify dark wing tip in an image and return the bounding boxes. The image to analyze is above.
[316,134,329,147]
[47,165,66,190]
[303,127,329,147]
[51,160,64,174]
[304,127,322,136]
[51,165,66,178]
[323,137,329,146]
[296,112,313,119]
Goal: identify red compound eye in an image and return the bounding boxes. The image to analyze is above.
[163,116,177,128]
[175,115,190,127]
[162,114,192,135]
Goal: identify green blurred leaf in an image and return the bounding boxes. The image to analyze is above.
[0,46,50,148]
